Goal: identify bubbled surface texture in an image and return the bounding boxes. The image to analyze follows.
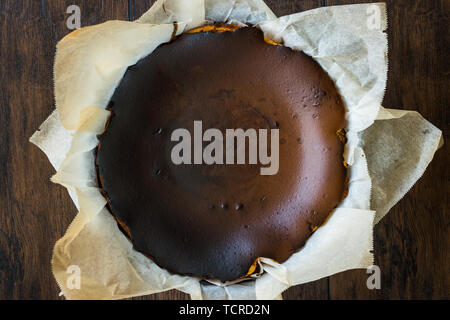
[97,26,346,282]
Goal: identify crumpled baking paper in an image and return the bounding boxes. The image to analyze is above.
[29,0,442,300]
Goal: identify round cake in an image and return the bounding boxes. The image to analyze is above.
[96,25,346,282]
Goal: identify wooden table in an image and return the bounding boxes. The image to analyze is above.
[0,0,447,300]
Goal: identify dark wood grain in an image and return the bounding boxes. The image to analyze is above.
[0,0,448,300]
[325,0,449,300]
[0,0,129,300]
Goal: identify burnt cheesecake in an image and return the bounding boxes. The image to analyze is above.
[96,25,347,282]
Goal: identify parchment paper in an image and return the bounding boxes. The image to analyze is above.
[30,0,442,300]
